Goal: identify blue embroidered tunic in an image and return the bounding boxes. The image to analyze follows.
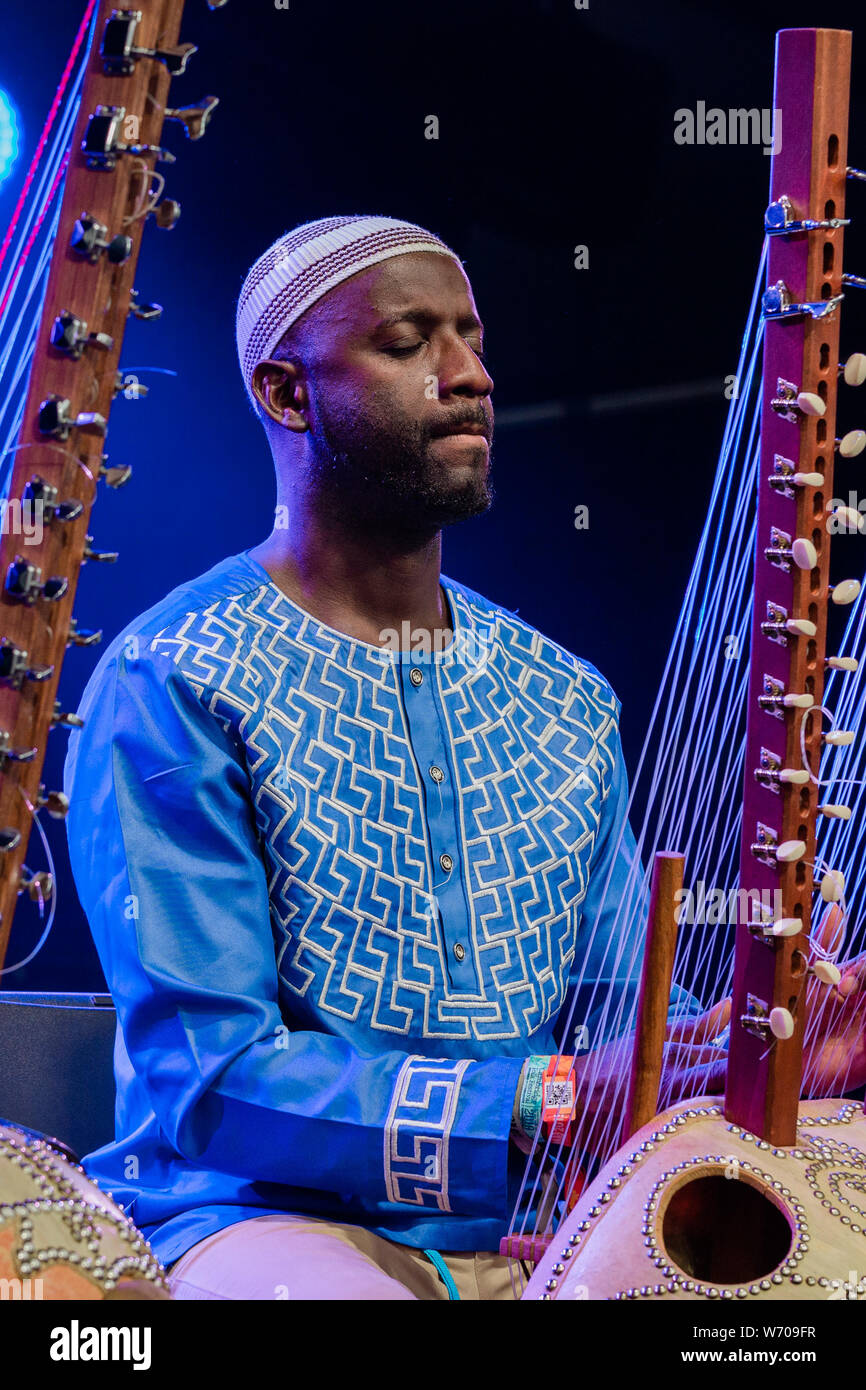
[63,549,654,1268]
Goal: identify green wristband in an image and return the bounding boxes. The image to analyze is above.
[517,1054,548,1141]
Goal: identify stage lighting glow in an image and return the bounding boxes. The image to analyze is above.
[0,90,21,189]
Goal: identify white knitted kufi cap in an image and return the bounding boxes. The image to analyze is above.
[236,214,463,411]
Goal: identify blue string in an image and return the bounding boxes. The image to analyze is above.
[423,1249,460,1300]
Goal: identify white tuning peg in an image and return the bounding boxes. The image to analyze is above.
[770,1007,795,1039]
[792,471,826,487]
[843,352,866,386]
[820,869,846,902]
[783,692,814,709]
[792,537,818,569]
[785,618,818,638]
[838,429,866,458]
[812,960,842,986]
[830,505,864,532]
[779,768,810,784]
[824,729,855,746]
[776,839,806,863]
[817,804,852,820]
[796,391,826,417]
[768,918,802,937]
[831,579,861,605]
[827,655,859,672]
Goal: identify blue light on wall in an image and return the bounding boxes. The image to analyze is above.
[0,89,21,190]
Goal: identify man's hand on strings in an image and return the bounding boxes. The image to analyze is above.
[802,903,866,1095]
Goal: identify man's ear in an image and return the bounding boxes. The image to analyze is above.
[251,358,309,431]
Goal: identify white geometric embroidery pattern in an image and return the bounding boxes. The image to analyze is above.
[148,577,621,1044]
[384,1056,472,1209]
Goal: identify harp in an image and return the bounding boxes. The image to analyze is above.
[505,26,866,1301]
[0,0,224,1302]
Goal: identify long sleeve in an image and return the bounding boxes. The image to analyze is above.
[63,640,523,1221]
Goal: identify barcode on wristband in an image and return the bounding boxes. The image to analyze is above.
[544,1079,574,1109]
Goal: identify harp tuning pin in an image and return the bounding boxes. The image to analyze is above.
[838,429,866,458]
[775,839,806,863]
[769,1007,795,1040]
[787,618,817,638]
[153,198,181,230]
[778,768,810,784]
[20,868,53,903]
[792,471,825,487]
[817,804,852,820]
[811,960,842,986]
[164,96,219,141]
[784,692,813,709]
[82,537,118,564]
[830,579,861,606]
[796,391,826,417]
[829,505,864,532]
[824,729,855,746]
[791,538,818,569]
[767,918,802,938]
[51,701,84,729]
[820,869,846,902]
[842,353,866,386]
[826,655,858,672]
[37,789,69,820]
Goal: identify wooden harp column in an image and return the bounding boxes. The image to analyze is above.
[725,28,852,1144]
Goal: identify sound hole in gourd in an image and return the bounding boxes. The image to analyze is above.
[661,1175,793,1283]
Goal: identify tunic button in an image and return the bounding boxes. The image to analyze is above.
[429,765,444,783]
[409,668,424,686]
[439,852,453,873]
[454,943,465,961]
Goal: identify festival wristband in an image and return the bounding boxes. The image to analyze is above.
[516,1055,547,1141]
[541,1054,577,1145]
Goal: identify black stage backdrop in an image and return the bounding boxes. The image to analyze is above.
[1,0,864,988]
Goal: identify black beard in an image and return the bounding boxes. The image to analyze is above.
[304,397,494,538]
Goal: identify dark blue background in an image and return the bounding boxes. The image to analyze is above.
[1,0,865,988]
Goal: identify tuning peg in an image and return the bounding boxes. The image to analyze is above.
[791,537,818,569]
[837,429,866,458]
[811,960,842,986]
[67,621,103,649]
[97,459,132,489]
[153,199,181,230]
[37,396,106,441]
[81,105,176,172]
[824,730,855,747]
[113,370,149,401]
[50,312,114,360]
[763,918,802,938]
[20,867,54,902]
[3,559,68,606]
[51,702,83,729]
[37,789,69,820]
[21,477,83,526]
[100,11,198,77]
[826,655,859,672]
[828,504,864,532]
[830,579,861,605]
[820,869,846,902]
[817,804,852,820]
[82,537,118,564]
[842,273,866,291]
[128,290,163,322]
[741,1000,795,1040]
[842,353,866,386]
[164,96,219,140]
[0,641,53,689]
[0,732,37,770]
[758,688,814,712]
[69,213,132,265]
[769,1007,795,1039]
[774,840,806,863]
[796,391,826,417]
[761,613,817,641]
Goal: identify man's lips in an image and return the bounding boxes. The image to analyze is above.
[429,422,490,439]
